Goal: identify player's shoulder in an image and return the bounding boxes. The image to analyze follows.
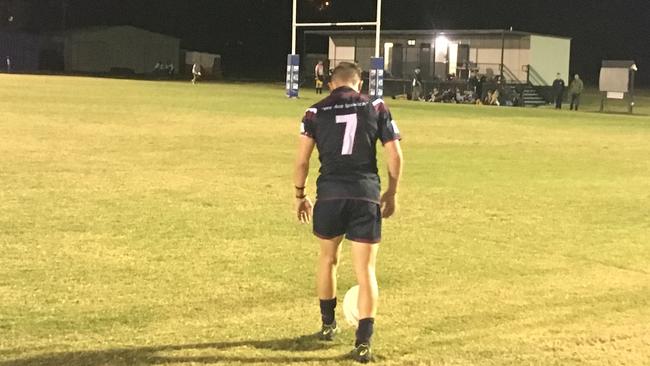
[302,93,339,120]
[302,106,319,122]
[370,98,389,113]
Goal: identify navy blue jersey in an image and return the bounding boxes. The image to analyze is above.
[300,86,401,203]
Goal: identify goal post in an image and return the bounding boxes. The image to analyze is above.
[286,0,384,99]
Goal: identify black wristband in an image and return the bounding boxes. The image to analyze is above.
[295,185,306,190]
[296,194,307,199]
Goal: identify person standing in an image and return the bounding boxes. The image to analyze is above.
[191,63,201,84]
[568,74,584,111]
[315,61,325,94]
[552,73,566,109]
[477,75,486,103]
[468,72,479,94]
[6,56,11,73]
[293,62,403,363]
[411,67,423,101]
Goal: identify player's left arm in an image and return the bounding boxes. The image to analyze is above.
[374,100,403,219]
[294,135,316,224]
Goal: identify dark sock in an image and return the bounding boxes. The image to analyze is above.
[355,317,375,346]
[319,298,337,326]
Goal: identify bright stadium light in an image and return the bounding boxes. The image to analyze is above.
[436,35,449,50]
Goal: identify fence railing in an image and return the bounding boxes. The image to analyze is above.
[525,65,549,86]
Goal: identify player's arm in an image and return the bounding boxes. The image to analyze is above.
[294,135,316,224]
[381,139,403,219]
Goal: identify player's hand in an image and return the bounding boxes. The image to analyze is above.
[296,197,313,224]
[380,192,397,219]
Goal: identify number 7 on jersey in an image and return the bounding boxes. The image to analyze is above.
[336,113,358,155]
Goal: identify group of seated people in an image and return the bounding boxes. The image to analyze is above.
[420,75,520,107]
[426,87,479,104]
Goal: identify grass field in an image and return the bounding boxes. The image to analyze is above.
[0,74,649,365]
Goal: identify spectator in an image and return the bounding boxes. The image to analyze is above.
[552,73,566,109]
[6,56,11,73]
[468,72,479,93]
[411,67,423,101]
[191,63,202,84]
[315,61,325,94]
[568,74,584,111]
[426,87,441,102]
[440,88,454,103]
[489,89,501,106]
[454,88,464,103]
[477,75,486,101]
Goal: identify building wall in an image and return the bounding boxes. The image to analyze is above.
[328,37,355,66]
[529,35,571,85]
[329,34,533,80]
[327,33,568,83]
[64,26,180,74]
[0,32,42,71]
[469,48,529,81]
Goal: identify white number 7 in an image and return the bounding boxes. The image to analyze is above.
[336,113,358,155]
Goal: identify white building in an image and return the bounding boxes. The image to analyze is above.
[307,29,571,86]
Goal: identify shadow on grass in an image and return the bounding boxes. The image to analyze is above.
[0,334,350,365]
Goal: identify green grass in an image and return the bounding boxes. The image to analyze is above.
[0,74,649,365]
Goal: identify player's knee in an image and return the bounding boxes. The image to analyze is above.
[320,252,340,267]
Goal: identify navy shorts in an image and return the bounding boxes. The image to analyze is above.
[313,199,381,244]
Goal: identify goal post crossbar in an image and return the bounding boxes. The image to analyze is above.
[291,0,382,57]
[296,22,378,27]
[287,0,384,98]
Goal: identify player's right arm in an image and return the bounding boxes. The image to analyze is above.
[381,140,403,219]
[294,135,315,224]
[293,108,318,224]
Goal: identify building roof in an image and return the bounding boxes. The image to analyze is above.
[54,25,179,40]
[305,29,572,40]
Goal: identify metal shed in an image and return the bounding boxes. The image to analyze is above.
[62,25,180,74]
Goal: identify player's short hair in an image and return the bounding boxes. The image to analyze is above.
[331,62,362,83]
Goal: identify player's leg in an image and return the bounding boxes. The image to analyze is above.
[345,200,381,362]
[352,242,379,335]
[350,241,379,363]
[317,235,343,328]
[313,200,346,340]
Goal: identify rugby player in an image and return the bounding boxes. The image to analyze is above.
[293,62,403,363]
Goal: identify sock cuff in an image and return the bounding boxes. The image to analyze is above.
[358,317,375,325]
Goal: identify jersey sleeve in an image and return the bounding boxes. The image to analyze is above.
[372,99,401,144]
[300,108,317,138]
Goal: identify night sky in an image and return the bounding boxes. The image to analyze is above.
[17,0,650,84]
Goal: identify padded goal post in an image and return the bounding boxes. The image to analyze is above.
[287,0,384,99]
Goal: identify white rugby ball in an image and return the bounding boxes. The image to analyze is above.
[343,285,360,328]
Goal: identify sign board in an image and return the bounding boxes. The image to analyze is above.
[599,60,637,114]
[599,68,629,93]
[606,92,625,100]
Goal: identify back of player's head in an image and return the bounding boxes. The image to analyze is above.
[331,62,362,84]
